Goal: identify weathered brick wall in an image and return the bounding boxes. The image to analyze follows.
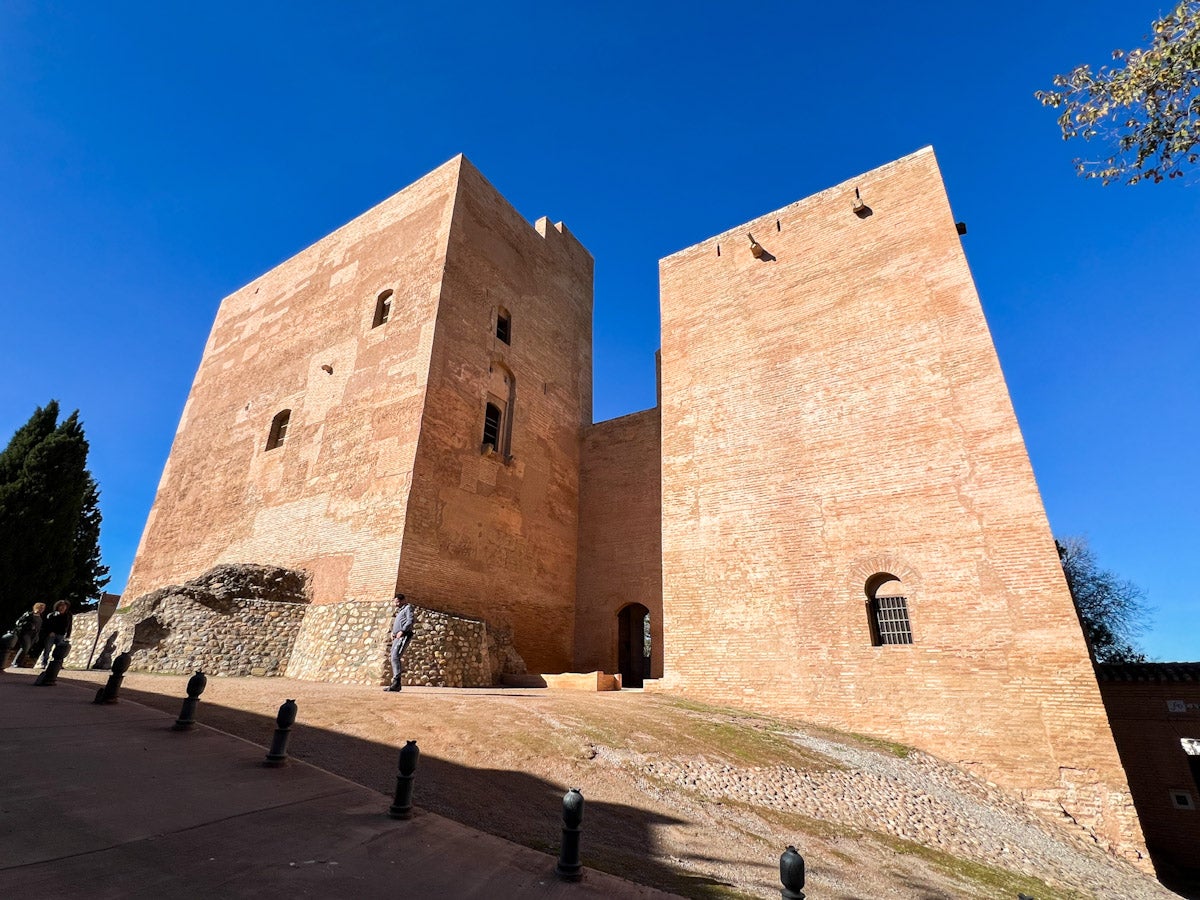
[124,157,462,608]
[1096,665,1200,886]
[657,147,1145,863]
[395,159,593,675]
[575,408,662,677]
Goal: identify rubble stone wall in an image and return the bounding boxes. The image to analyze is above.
[70,564,525,688]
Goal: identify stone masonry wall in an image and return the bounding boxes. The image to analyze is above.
[286,597,393,684]
[287,602,527,687]
[70,564,310,677]
[75,565,528,688]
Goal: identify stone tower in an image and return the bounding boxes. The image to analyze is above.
[124,156,593,677]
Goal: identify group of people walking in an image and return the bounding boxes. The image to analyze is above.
[4,600,72,668]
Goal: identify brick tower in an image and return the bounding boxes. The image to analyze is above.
[654,147,1144,862]
[124,156,593,677]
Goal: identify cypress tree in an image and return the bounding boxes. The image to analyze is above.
[0,402,110,628]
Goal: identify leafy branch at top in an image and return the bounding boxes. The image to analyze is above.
[1036,1,1200,184]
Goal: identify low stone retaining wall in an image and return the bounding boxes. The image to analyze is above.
[68,564,527,688]
[288,602,524,687]
[70,564,310,677]
[286,598,393,684]
[402,606,490,688]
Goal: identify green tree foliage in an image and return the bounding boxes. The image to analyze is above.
[1056,536,1149,664]
[0,401,110,628]
[1036,1,1200,184]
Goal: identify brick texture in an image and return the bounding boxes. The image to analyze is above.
[1096,669,1200,885]
[657,147,1145,863]
[125,156,593,676]
[576,408,663,677]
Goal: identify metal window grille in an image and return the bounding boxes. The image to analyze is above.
[874,595,913,645]
[482,403,502,450]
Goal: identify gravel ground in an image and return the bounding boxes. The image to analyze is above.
[60,670,1182,900]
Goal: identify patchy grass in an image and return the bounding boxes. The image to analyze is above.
[659,699,841,770]
[872,833,1088,900]
[804,723,913,758]
[746,802,865,844]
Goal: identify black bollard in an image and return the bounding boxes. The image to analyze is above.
[34,641,71,686]
[388,740,420,819]
[555,787,584,882]
[0,632,19,672]
[780,845,805,900]
[172,670,208,730]
[263,699,298,766]
[93,652,132,704]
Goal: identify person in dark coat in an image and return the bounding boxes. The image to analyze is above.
[11,603,45,667]
[39,600,73,667]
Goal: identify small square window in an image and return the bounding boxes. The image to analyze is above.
[496,310,511,345]
[1170,790,1196,810]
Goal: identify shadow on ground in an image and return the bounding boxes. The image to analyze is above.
[64,678,745,899]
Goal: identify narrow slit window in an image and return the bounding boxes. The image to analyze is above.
[482,402,502,452]
[372,289,394,328]
[266,409,291,451]
[495,308,511,345]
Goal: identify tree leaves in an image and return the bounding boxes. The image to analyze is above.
[0,402,110,627]
[1056,536,1150,664]
[1036,1,1200,184]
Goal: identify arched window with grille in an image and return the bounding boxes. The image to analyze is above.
[866,573,913,645]
[266,409,291,451]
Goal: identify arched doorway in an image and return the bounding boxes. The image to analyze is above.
[617,603,650,688]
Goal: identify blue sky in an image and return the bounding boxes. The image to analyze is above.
[1,2,1195,660]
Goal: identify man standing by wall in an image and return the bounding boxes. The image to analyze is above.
[385,594,414,692]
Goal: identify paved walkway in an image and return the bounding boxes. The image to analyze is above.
[0,669,676,898]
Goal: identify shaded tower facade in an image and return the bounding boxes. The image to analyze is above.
[124,156,592,677]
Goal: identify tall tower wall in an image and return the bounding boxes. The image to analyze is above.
[124,159,460,607]
[657,148,1144,860]
[394,158,594,674]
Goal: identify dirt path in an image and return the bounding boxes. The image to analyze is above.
[62,671,1177,900]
